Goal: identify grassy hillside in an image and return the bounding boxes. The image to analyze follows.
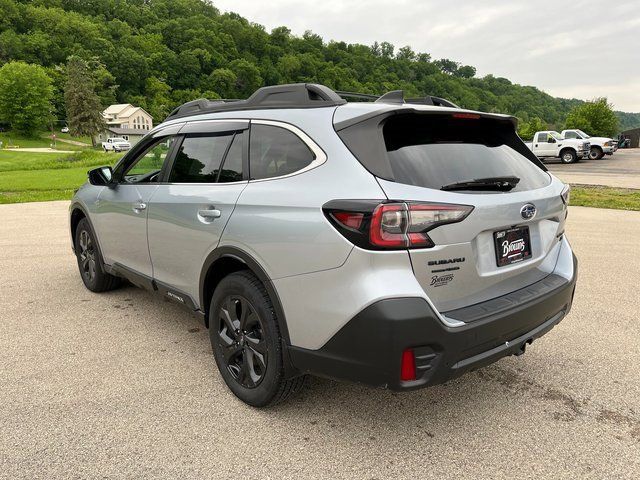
[1,0,636,132]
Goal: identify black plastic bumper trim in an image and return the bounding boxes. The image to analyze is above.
[288,255,577,391]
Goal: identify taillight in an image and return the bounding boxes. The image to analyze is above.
[324,200,473,250]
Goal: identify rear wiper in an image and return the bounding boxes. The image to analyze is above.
[440,176,520,192]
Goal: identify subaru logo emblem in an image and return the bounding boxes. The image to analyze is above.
[520,203,537,219]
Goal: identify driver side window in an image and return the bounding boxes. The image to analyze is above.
[122,136,178,183]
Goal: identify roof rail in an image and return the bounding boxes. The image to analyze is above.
[165,83,346,121]
[336,89,458,108]
[165,83,459,122]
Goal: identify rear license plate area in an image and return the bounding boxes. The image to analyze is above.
[494,226,532,267]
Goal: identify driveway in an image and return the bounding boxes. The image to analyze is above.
[546,148,640,188]
[1,201,638,479]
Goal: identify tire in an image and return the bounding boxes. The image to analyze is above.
[209,271,306,407]
[560,149,577,164]
[74,218,121,292]
[589,146,603,160]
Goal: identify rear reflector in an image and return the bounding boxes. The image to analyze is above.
[400,349,416,381]
[332,211,364,230]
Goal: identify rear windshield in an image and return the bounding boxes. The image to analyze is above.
[377,114,550,192]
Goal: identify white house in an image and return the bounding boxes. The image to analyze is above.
[95,104,154,146]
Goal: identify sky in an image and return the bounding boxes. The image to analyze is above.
[212,0,640,112]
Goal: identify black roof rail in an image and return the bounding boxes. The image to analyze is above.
[165,83,459,122]
[336,89,459,108]
[165,83,346,121]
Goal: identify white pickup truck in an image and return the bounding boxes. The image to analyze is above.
[560,129,615,160]
[524,130,590,164]
[102,137,131,152]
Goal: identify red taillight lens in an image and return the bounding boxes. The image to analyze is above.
[369,204,407,247]
[332,211,364,230]
[369,202,472,248]
[324,200,473,250]
[400,349,416,381]
[452,113,481,120]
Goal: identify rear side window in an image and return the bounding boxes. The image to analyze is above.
[169,134,233,183]
[249,124,315,180]
[537,132,549,142]
[381,114,550,192]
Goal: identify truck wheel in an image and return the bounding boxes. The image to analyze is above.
[589,146,603,160]
[560,149,577,164]
[209,271,306,407]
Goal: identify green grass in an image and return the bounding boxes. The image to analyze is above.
[0,130,93,151]
[0,150,120,172]
[570,185,640,211]
[0,149,122,204]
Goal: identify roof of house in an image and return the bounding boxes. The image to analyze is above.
[103,104,153,120]
[106,127,149,136]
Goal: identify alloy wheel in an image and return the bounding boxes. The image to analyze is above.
[217,295,268,388]
[78,230,97,282]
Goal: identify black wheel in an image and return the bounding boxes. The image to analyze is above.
[74,218,121,292]
[209,271,306,407]
[589,146,603,160]
[560,149,577,164]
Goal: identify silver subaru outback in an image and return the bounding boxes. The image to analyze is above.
[70,83,577,407]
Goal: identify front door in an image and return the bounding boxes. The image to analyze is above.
[147,121,249,306]
[93,136,179,279]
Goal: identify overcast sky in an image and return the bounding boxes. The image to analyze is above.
[213,0,640,112]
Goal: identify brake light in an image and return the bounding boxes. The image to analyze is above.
[400,349,416,381]
[324,200,473,250]
[452,113,481,120]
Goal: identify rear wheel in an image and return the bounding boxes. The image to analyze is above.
[209,271,305,407]
[74,218,121,292]
[589,146,603,160]
[560,149,577,164]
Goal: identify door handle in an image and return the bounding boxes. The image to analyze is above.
[133,201,147,212]
[198,208,221,220]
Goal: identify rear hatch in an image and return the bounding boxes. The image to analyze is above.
[336,109,569,313]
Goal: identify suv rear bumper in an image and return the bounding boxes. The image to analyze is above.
[288,254,577,390]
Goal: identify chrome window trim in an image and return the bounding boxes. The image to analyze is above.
[248,119,328,183]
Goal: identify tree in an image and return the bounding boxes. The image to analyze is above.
[517,117,547,141]
[0,61,53,135]
[64,56,104,145]
[564,98,619,137]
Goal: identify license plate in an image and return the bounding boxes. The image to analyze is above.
[493,226,532,267]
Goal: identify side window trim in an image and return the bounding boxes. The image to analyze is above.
[248,119,327,182]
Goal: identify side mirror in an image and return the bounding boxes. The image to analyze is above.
[88,166,114,186]
[548,137,556,143]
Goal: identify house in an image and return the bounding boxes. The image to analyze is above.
[94,104,153,146]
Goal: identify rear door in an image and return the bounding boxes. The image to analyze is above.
[338,111,566,312]
[146,120,249,306]
[533,132,555,157]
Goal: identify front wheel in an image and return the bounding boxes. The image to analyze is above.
[589,147,603,160]
[209,271,305,407]
[560,149,578,164]
[74,218,121,292]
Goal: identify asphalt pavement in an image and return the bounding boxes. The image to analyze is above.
[0,201,639,479]
[547,148,640,188]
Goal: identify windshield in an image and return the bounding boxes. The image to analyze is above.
[576,130,590,138]
[112,138,126,142]
[549,131,562,140]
